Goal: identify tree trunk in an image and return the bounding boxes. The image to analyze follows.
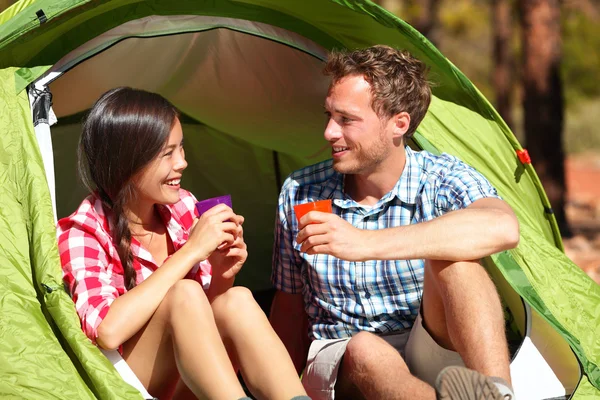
[520,0,571,236]
[492,0,514,129]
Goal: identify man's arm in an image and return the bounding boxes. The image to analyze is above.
[297,197,519,262]
[270,290,310,375]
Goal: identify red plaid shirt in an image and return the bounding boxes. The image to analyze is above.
[57,189,211,344]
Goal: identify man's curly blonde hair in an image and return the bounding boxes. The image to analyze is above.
[324,45,431,138]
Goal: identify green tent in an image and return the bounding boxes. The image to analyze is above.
[1,0,598,398]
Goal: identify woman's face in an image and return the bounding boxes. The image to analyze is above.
[133,118,187,206]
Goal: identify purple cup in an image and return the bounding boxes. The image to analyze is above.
[195,194,232,217]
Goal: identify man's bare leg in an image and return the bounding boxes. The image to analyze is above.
[335,331,435,400]
[422,259,511,384]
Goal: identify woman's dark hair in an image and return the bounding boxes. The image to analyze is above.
[78,87,179,290]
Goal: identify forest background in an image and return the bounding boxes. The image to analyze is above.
[1,0,599,281]
[373,0,600,282]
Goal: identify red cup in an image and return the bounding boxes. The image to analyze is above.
[293,199,332,223]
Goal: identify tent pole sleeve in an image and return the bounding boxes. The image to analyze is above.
[28,83,58,223]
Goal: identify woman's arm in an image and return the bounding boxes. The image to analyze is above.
[96,245,199,350]
[97,205,242,350]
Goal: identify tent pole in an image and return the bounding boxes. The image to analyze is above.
[272,150,282,194]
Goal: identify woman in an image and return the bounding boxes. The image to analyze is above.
[57,87,309,400]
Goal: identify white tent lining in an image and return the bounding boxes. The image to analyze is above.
[33,16,332,225]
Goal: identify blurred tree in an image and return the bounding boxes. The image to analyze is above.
[519,0,571,236]
[372,0,401,13]
[562,4,600,103]
[374,0,440,44]
[437,0,493,99]
[408,0,441,44]
[492,0,514,129]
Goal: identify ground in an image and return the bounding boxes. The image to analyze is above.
[563,152,600,283]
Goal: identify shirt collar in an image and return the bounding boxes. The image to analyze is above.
[94,195,183,267]
[389,146,421,205]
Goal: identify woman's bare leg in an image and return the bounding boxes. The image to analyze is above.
[172,379,201,400]
[123,279,246,400]
[211,287,307,400]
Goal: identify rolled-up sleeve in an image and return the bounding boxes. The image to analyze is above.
[271,178,304,294]
[434,159,501,215]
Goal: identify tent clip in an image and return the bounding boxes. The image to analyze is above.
[41,283,54,293]
[35,10,47,25]
[516,149,531,165]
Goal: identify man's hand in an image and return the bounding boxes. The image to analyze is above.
[295,211,372,261]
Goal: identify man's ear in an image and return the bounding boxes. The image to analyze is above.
[392,112,411,139]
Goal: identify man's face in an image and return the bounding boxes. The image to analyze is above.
[323,75,395,175]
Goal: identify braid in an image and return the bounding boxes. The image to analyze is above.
[112,198,137,291]
[96,187,113,210]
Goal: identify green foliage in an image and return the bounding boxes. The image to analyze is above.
[438,0,493,96]
[405,0,495,99]
[565,98,600,154]
[562,10,600,104]
[389,0,600,154]
[439,0,489,37]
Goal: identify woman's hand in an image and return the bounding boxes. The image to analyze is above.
[208,219,247,279]
[184,204,242,264]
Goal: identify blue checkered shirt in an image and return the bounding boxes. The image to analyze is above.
[272,146,500,340]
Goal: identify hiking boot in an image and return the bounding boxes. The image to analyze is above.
[435,366,512,400]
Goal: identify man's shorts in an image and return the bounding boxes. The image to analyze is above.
[301,313,465,400]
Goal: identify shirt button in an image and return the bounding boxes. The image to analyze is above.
[364,292,371,299]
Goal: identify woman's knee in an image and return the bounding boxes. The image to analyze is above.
[162,279,212,317]
[211,286,261,324]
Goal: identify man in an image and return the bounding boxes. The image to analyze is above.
[270,45,519,400]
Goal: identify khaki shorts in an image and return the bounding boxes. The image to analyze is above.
[302,313,464,400]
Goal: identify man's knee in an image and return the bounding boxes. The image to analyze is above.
[426,259,496,289]
[426,259,482,275]
[344,332,403,371]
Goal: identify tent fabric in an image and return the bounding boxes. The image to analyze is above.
[0,68,142,399]
[0,0,562,244]
[0,0,598,398]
